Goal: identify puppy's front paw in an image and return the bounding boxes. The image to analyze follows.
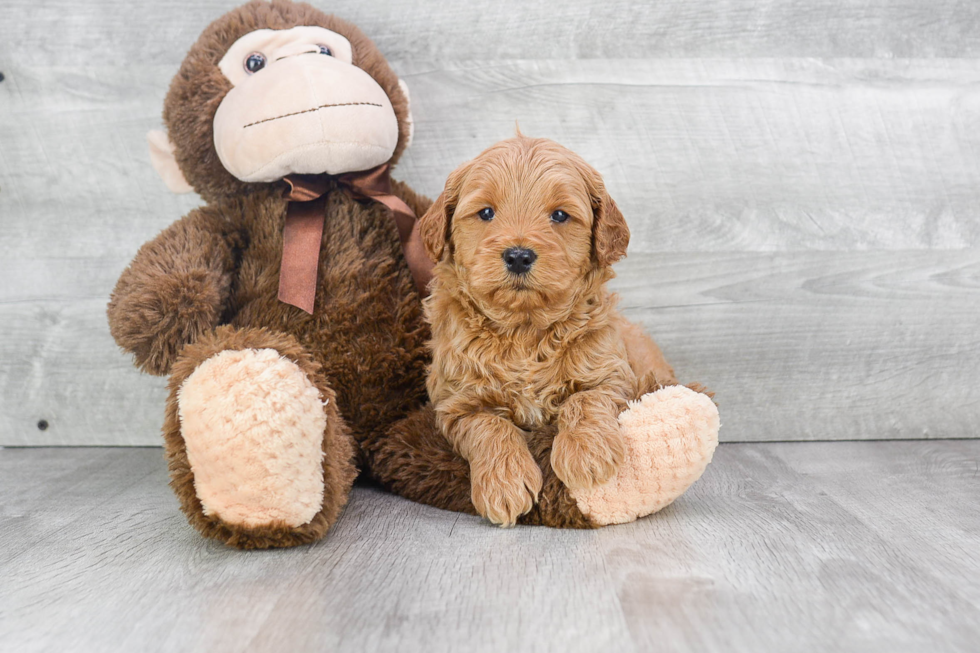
[551,428,625,491]
[470,447,543,527]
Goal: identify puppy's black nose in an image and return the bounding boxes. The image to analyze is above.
[502,247,537,275]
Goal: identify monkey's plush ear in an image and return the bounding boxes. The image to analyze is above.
[146,129,194,194]
[398,79,414,149]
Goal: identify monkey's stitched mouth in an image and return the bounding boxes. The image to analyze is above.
[243,101,383,128]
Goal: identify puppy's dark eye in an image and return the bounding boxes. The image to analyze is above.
[478,207,495,221]
[317,45,333,56]
[244,52,266,73]
[551,210,570,223]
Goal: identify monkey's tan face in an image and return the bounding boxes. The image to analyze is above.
[213,26,401,182]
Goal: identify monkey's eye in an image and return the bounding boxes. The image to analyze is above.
[244,52,266,73]
[551,210,570,223]
[478,207,495,221]
[317,45,333,56]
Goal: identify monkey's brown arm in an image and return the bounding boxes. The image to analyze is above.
[391,178,433,219]
[107,207,242,376]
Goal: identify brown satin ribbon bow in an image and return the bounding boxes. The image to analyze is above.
[277,163,434,314]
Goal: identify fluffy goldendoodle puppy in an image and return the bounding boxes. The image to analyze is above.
[418,135,694,526]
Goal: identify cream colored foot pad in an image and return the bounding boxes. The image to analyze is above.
[178,348,327,528]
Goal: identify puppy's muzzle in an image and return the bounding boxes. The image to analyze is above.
[502,247,537,275]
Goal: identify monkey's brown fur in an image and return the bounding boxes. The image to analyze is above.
[108,1,435,548]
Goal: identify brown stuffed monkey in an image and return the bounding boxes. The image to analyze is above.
[109,0,719,549]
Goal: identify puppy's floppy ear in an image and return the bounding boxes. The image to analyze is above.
[418,161,469,262]
[593,191,629,267]
[419,191,450,262]
[581,162,630,267]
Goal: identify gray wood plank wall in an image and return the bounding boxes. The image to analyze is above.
[1,1,978,445]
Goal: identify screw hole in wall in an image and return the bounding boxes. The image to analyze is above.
[0,72,5,83]
[37,419,49,431]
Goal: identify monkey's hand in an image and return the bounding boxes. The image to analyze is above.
[108,207,240,376]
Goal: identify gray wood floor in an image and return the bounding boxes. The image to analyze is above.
[2,441,978,653]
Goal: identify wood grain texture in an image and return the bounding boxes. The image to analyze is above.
[4,250,978,444]
[614,249,980,441]
[7,59,980,258]
[1,1,979,445]
[2,0,980,63]
[400,58,980,252]
[2,443,978,652]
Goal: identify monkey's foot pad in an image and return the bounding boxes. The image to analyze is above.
[572,385,720,526]
[177,348,327,528]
